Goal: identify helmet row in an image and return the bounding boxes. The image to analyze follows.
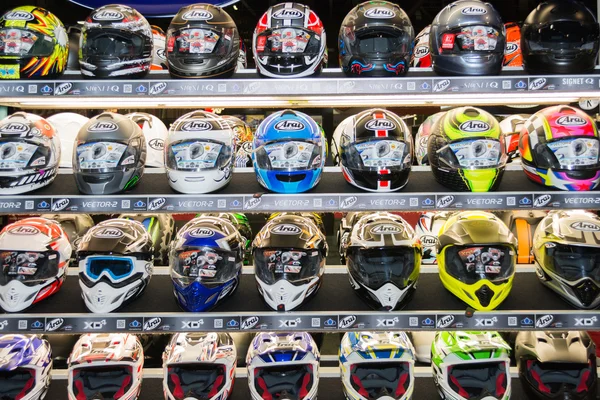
[1,330,597,400]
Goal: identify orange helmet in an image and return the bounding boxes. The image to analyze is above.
[503,22,522,67]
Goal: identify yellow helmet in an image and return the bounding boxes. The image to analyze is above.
[437,211,517,311]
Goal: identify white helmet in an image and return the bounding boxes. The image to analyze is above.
[126,112,168,167]
[410,331,436,363]
[499,114,530,159]
[166,111,235,194]
[47,112,89,168]
[331,115,353,166]
[415,211,452,265]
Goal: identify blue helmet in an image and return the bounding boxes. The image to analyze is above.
[253,110,326,193]
[169,216,244,312]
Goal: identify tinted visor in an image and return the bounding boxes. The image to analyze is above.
[82,29,144,58]
[448,362,508,399]
[0,28,53,57]
[76,140,138,172]
[169,27,233,56]
[84,256,135,281]
[254,363,314,400]
[0,139,51,170]
[255,28,321,55]
[526,21,599,52]
[525,359,595,396]
[350,362,411,399]
[543,244,600,282]
[167,364,226,400]
[171,247,239,287]
[346,247,417,290]
[254,248,323,285]
[0,368,35,400]
[71,366,133,399]
[255,141,322,171]
[166,140,231,172]
[535,138,600,171]
[441,26,501,54]
[342,139,410,171]
[349,27,412,56]
[0,250,59,285]
[444,245,515,285]
[436,138,506,170]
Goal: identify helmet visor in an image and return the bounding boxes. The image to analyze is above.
[0,139,51,170]
[0,250,59,286]
[0,368,36,399]
[543,243,600,282]
[255,140,322,171]
[543,138,600,170]
[350,362,412,399]
[253,363,314,400]
[0,28,54,57]
[84,256,135,281]
[447,361,508,399]
[524,359,595,396]
[346,247,417,290]
[342,139,410,171]
[444,245,515,285]
[255,28,321,55]
[71,365,133,399]
[348,27,412,57]
[436,139,507,170]
[440,26,501,54]
[166,364,226,400]
[254,247,323,285]
[76,140,137,172]
[526,21,599,52]
[169,27,233,56]
[167,139,231,171]
[171,247,240,287]
[82,29,144,58]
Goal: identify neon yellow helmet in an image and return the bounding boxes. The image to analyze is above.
[437,211,517,311]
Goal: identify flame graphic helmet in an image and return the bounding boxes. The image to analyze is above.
[519,105,600,191]
[428,106,507,192]
[0,6,68,80]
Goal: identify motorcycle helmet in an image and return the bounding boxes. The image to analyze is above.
[267,212,326,236]
[151,25,167,70]
[253,214,327,311]
[47,113,89,168]
[346,212,421,311]
[0,6,68,79]
[40,213,94,250]
[533,210,600,309]
[0,217,72,313]
[0,112,61,194]
[410,331,436,363]
[521,0,599,74]
[432,331,512,400]
[332,108,413,192]
[163,332,237,400]
[340,332,416,400]
[238,38,248,70]
[247,332,320,400]
[166,111,235,194]
[68,333,144,400]
[222,115,253,168]
[253,110,326,194]
[337,211,371,264]
[415,112,445,165]
[437,211,517,311]
[411,25,432,68]
[331,115,353,166]
[125,112,168,168]
[67,24,82,71]
[0,334,52,400]
[430,0,506,76]
[415,211,453,265]
[503,22,522,67]
[119,214,175,265]
[166,4,239,79]
[519,105,600,191]
[169,216,244,312]
[499,114,530,160]
[76,218,154,313]
[79,4,153,78]
[74,112,146,195]
[339,1,414,77]
[197,212,252,265]
[428,106,507,192]
[496,210,546,264]
[515,331,597,400]
[253,2,326,78]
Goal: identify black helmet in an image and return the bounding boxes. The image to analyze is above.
[74,112,146,195]
[521,0,599,74]
[515,331,597,400]
[166,4,240,78]
[339,1,414,76]
[430,0,505,76]
[79,4,153,79]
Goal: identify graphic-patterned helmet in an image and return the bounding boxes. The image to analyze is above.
[499,114,530,160]
[503,22,522,67]
[415,112,445,165]
[411,25,432,68]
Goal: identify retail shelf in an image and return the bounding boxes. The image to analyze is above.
[1,69,600,109]
[0,168,594,214]
[1,272,598,334]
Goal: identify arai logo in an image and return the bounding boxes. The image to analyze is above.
[340,196,357,209]
[534,194,552,208]
[182,9,213,20]
[459,120,490,133]
[365,119,396,131]
[414,45,430,57]
[156,49,166,60]
[88,121,118,132]
[3,11,34,21]
[275,120,305,131]
[421,235,438,246]
[54,82,73,96]
[181,120,212,131]
[556,116,587,126]
[364,7,395,18]
[148,138,164,151]
[0,122,28,134]
[241,316,260,330]
[436,195,454,208]
[272,9,304,19]
[570,221,600,232]
[45,318,64,332]
[370,224,402,234]
[8,226,40,235]
[148,197,166,211]
[339,315,357,329]
[52,198,70,212]
[536,314,554,328]
[189,228,215,237]
[529,78,547,91]
[93,227,124,239]
[461,6,487,15]
[143,317,162,331]
[437,315,455,328]
[93,10,125,21]
[244,197,262,210]
[505,42,519,55]
[271,224,302,235]
[149,82,167,95]
[433,79,451,92]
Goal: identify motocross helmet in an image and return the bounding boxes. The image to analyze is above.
[503,23,522,67]
[519,105,600,191]
[499,114,530,160]
[415,211,453,265]
[533,210,600,309]
[40,213,94,250]
[80,4,153,78]
[47,113,89,168]
[496,210,546,264]
[253,3,326,78]
[430,0,506,76]
[0,217,72,313]
[166,4,239,78]
[437,211,517,311]
[197,213,253,264]
[411,25,432,68]
[415,112,445,165]
[253,110,326,194]
[125,112,168,168]
[0,6,68,79]
[151,25,167,70]
[247,332,320,400]
[428,106,507,192]
[337,212,371,264]
[333,108,413,192]
[77,218,154,313]
[169,216,244,312]
[515,331,597,400]
[346,212,421,311]
[410,331,436,364]
[0,112,61,194]
[340,332,416,400]
[253,214,327,311]
[521,0,599,74]
[339,1,414,77]
[221,115,253,168]
[119,214,175,265]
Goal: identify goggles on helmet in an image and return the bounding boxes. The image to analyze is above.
[440,26,501,54]
[0,250,59,286]
[255,140,322,171]
[0,28,55,57]
[254,247,323,286]
[166,139,231,171]
[437,138,507,170]
[346,247,417,290]
[444,245,515,284]
[76,140,140,172]
[171,247,239,288]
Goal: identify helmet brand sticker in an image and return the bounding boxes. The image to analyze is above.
[414,45,430,57]
[459,120,490,133]
[421,235,438,246]
[181,120,212,131]
[274,120,305,131]
[8,226,40,235]
[182,9,214,20]
[3,11,34,21]
[461,6,487,15]
[370,224,402,234]
[93,227,124,239]
[93,10,125,21]
[365,119,396,131]
[188,228,215,237]
[0,122,29,134]
[364,7,396,19]
[556,116,587,126]
[87,121,118,132]
[271,224,302,235]
[570,221,600,232]
[271,9,304,19]
[148,138,164,150]
[505,42,519,55]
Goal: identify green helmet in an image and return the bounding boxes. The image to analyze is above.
[196,213,253,264]
[428,106,507,192]
[432,331,511,400]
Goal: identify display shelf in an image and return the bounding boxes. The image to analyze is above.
[0,169,594,214]
[1,272,598,333]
